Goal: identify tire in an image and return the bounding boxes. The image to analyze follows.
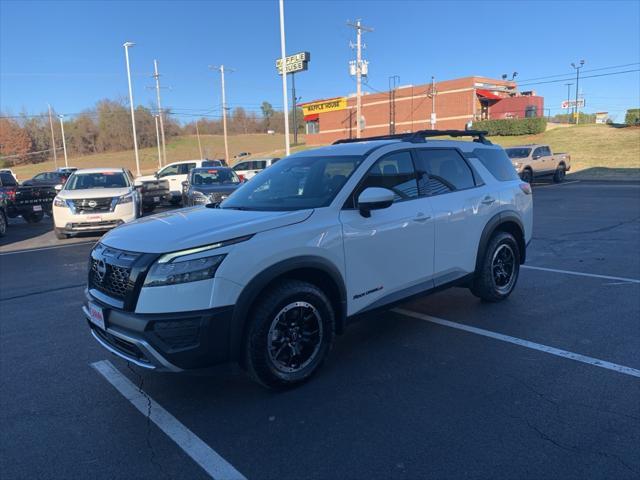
[470,231,520,302]
[243,279,335,389]
[520,168,533,184]
[0,211,7,237]
[23,211,44,223]
[54,228,68,240]
[142,205,155,214]
[553,164,566,183]
[169,197,181,207]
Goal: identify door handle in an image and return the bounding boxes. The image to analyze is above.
[413,214,431,222]
[481,196,496,205]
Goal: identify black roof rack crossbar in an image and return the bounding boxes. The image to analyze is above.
[332,129,492,145]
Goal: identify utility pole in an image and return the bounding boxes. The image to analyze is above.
[123,42,141,176]
[564,83,573,121]
[154,115,162,169]
[47,104,58,169]
[210,65,233,163]
[571,60,585,125]
[347,19,373,138]
[152,60,167,165]
[430,76,437,130]
[58,115,68,168]
[195,120,204,159]
[388,75,399,134]
[278,0,290,156]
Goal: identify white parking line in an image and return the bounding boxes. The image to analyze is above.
[534,180,580,188]
[91,360,246,480]
[522,265,640,284]
[392,309,640,378]
[0,241,95,256]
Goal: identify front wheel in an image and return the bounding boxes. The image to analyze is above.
[54,228,68,240]
[243,280,335,389]
[470,231,520,302]
[553,164,566,183]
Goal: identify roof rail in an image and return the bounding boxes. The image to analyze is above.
[332,129,492,146]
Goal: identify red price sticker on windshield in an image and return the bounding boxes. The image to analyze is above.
[207,169,219,173]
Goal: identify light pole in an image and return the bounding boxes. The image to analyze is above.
[123,41,141,176]
[571,60,585,125]
[152,60,167,165]
[154,115,162,169]
[58,115,68,168]
[47,104,58,169]
[210,65,233,163]
[278,0,290,156]
[565,82,573,121]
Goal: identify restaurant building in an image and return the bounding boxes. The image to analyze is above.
[300,76,544,145]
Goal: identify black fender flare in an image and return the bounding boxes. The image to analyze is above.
[229,255,347,359]
[475,211,526,272]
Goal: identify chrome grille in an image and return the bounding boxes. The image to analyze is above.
[71,197,114,213]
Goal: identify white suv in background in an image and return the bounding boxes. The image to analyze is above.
[233,157,279,181]
[53,168,140,239]
[83,130,532,389]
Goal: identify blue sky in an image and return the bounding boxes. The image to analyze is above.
[1,0,639,122]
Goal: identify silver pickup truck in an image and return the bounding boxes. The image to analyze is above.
[505,144,571,183]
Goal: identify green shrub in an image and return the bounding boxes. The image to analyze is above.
[473,117,547,136]
[625,109,640,126]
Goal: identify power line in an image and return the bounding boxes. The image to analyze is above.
[516,62,640,83]
[519,69,640,87]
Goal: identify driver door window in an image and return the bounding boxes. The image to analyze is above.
[158,164,179,177]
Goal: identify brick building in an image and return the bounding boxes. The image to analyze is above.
[301,76,544,145]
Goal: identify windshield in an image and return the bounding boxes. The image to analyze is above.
[505,148,532,159]
[192,168,240,185]
[65,172,129,190]
[221,155,363,211]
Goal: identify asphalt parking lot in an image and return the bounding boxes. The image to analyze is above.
[1,181,639,479]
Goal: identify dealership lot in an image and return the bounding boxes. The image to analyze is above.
[1,181,639,479]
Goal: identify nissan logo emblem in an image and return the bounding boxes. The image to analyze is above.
[88,200,98,208]
[95,260,107,282]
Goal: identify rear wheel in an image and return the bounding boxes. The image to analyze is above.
[553,164,566,183]
[23,211,44,223]
[243,280,335,389]
[0,211,7,237]
[471,231,520,302]
[520,168,533,184]
[54,228,68,240]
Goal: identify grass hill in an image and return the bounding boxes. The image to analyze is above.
[10,124,640,181]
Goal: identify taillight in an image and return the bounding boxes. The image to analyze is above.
[6,188,16,201]
[519,183,532,195]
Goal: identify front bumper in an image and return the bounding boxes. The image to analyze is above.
[53,203,137,232]
[84,290,234,371]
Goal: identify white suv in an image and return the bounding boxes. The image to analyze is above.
[53,168,140,239]
[83,130,532,389]
[232,157,279,181]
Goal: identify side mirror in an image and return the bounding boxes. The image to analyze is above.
[181,181,188,187]
[54,184,63,191]
[532,154,541,160]
[357,187,394,218]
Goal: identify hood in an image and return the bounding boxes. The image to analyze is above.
[58,187,132,199]
[135,174,157,185]
[191,184,240,195]
[101,207,314,253]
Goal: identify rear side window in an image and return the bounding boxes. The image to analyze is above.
[414,149,475,195]
[474,148,520,182]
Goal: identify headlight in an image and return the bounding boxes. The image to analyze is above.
[144,254,225,287]
[53,197,67,208]
[191,190,208,203]
[116,193,134,205]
